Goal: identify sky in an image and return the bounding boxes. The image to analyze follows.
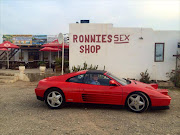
[0,0,180,43]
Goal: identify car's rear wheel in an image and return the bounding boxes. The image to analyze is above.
[126,92,149,113]
[45,89,65,109]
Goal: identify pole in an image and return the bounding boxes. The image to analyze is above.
[43,51,44,61]
[61,35,64,75]
[58,45,59,58]
[21,49,22,61]
[7,50,9,69]
[175,51,178,87]
[50,51,51,68]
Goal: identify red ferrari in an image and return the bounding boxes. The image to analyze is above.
[35,70,171,113]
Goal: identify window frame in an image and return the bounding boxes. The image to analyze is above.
[83,73,112,86]
[154,43,165,62]
[66,74,85,83]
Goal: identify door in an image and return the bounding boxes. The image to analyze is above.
[64,74,85,103]
[81,73,123,105]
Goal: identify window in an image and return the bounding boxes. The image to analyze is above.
[84,74,111,86]
[106,72,130,85]
[28,51,39,61]
[67,74,84,83]
[155,43,164,62]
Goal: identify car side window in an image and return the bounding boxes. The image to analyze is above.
[84,74,111,86]
[67,74,84,83]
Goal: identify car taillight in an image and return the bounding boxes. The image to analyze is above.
[150,83,158,89]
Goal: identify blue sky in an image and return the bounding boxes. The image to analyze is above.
[0,0,180,43]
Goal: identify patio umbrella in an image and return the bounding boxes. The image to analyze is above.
[42,39,69,48]
[0,41,19,69]
[0,48,10,51]
[0,41,19,49]
[42,39,69,58]
[39,47,61,68]
[39,47,61,52]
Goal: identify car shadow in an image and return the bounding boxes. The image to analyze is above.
[25,98,126,111]
[147,108,170,114]
[22,98,170,113]
[64,102,124,110]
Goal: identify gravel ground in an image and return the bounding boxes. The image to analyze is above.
[0,81,180,135]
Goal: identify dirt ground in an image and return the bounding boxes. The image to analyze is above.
[0,81,180,135]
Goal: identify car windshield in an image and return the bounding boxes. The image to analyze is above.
[106,72,131,86]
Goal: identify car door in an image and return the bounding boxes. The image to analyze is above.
[80,73,123,105]
[64,74,85,103]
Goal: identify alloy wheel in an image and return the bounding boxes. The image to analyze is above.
[47,91,63,108]
[127,93,147,112]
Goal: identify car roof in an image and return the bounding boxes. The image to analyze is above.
[86,70,107,74]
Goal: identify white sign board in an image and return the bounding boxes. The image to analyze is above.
[47,35,57,43]
[58,33,63,44]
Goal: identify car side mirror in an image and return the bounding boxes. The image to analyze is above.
[109,80,118,86]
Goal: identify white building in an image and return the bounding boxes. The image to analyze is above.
[69,23,180,81]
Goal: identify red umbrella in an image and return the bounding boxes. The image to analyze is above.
[42,39,69,59]
[42,39,69,48]
[39,47,61,52]
[0,41,19,49]
[0,48,10,51]
[0,41,19,69]
[39,47,61,68]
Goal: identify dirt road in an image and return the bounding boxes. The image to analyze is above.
[0,81,180,135]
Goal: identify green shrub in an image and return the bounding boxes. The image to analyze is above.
[55,58,62,67]
[19,63,25,66]
[88,64,98,70]
[72,65,82,72]
[81,62,88,70]
[64,60,69,68]
[38,61,46,66]
[140,69,151,84]
[166,70,180,87]
[72,62,101,72]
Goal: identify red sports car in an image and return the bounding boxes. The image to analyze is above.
[35,70,171,113]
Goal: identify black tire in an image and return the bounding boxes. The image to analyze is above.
[44,88,65,109]
[126,92,149,113]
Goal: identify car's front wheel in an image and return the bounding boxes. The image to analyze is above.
[126,92,149,113]
[45,89,65,109]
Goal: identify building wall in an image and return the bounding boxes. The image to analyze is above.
[69,23,180,80]
[153,31,180,80]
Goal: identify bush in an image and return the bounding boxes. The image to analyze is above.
[88,64,98,70]
[19,63,25,66]
[72,65,81,72]
[140,69,151,84]
[72,62,99,72]
[166,69,180,87]
[64,60,69,68]
[55,58,62,67]
[38,61,46,66]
